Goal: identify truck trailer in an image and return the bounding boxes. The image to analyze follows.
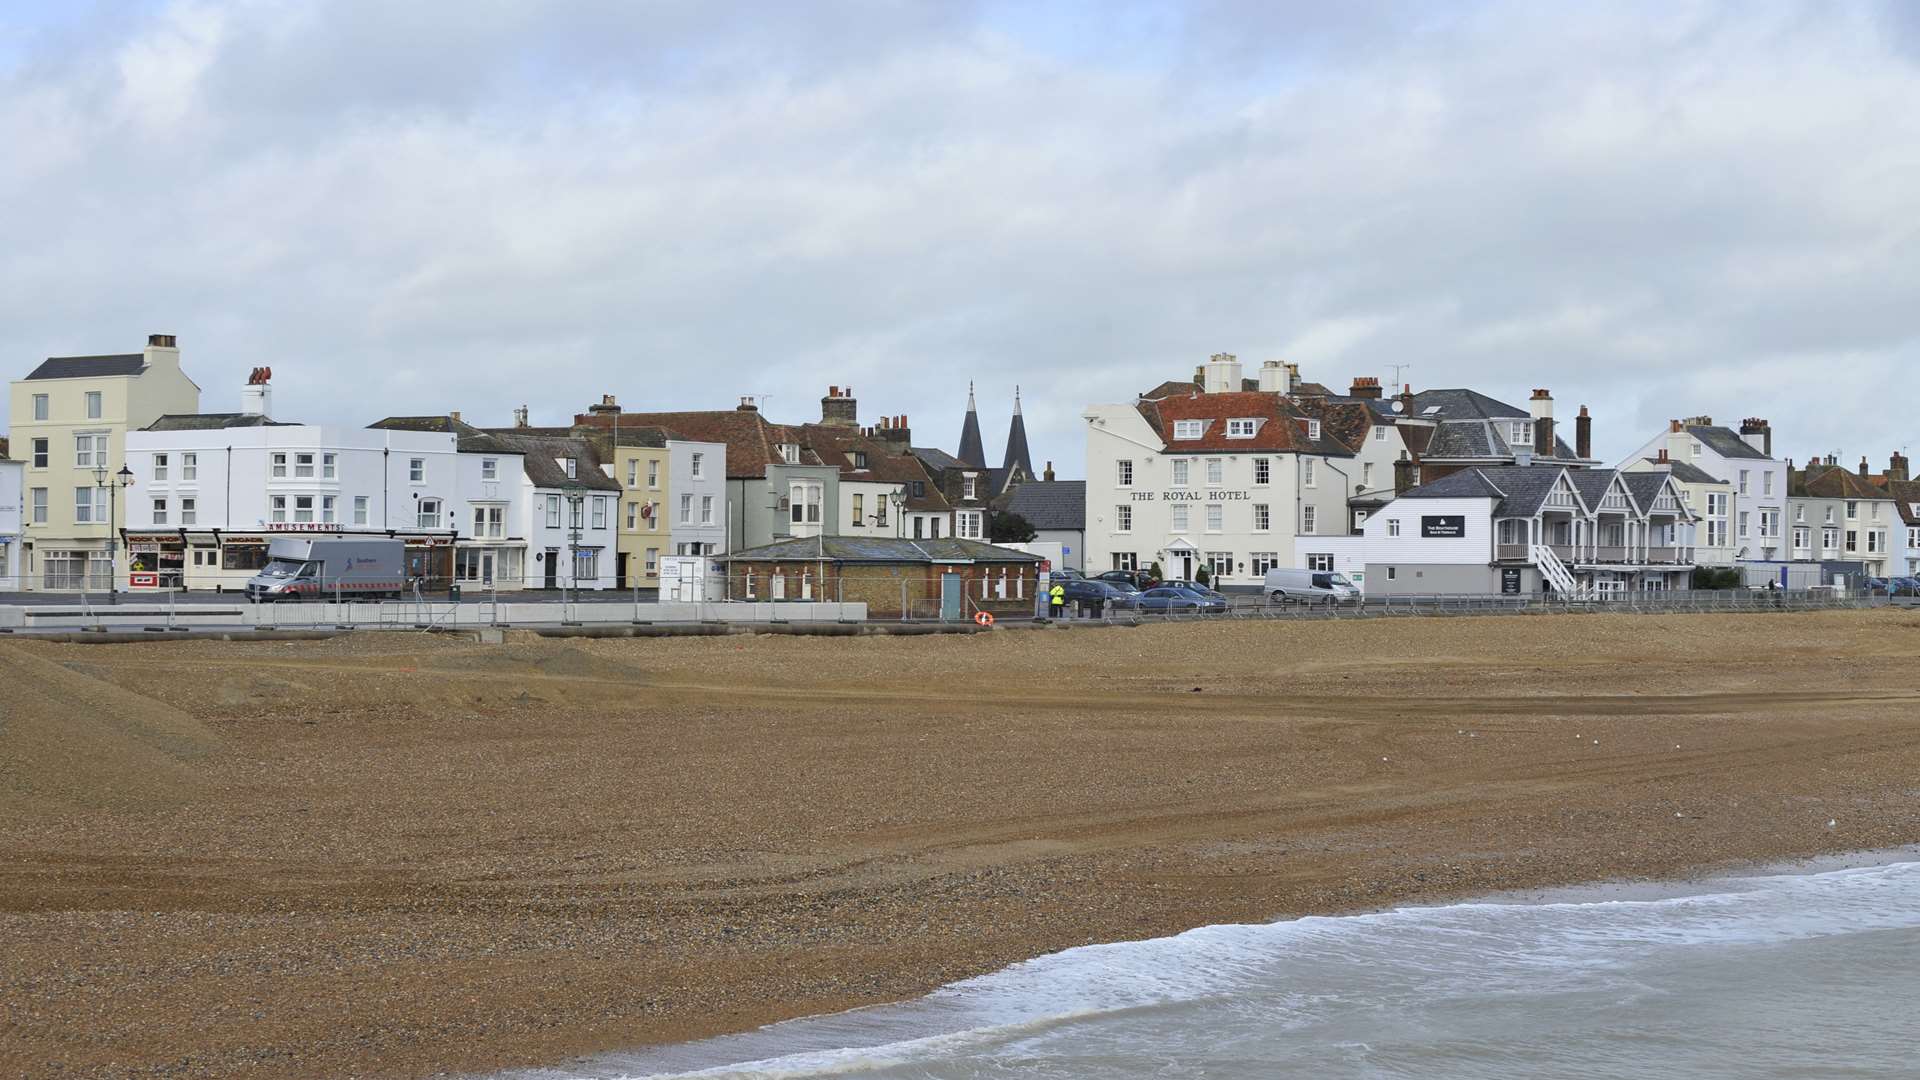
[245,537,408,601]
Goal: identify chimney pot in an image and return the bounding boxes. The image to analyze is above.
[1657,448,1669,463]
[1575,405,1592,460]
[147,333,176,348]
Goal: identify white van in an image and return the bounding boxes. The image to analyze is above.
[1264,567,1360,603]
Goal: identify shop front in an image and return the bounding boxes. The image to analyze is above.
[454,542,526,591]
[125,531,188,590]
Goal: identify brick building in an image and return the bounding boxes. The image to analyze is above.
[720,535,1041,619]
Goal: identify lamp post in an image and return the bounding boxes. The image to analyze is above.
[563,491,585,605]
[889,490,908,538]
[93,462,133,603]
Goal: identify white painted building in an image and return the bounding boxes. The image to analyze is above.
[0,452,21,590]
[1083,354,1359,586]
[1622,418,1786,567]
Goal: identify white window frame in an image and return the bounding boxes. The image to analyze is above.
[271,495,288,523]
[181,452,197,481]
[353,496,370,526]
[956,509,985,540]
[1301,505,1317,534]
[1306,419,1322,441]
[295,453,315,479]
[321,495,337,524]
[32,393,49,420]
[1115,505,1133,533]
[1226,418,1257,438]
[85,390,102,419]
[591,497,608,530]
[1303,458,1317,488]
[691,452,705,477]
[1172,459,1189,487]
[272,452,288,478]
[1206,458,1223,485]
[701,495,715,525]
[151,497,168,525]
[1173,420,1204,440]
[180,497,197,526]
[1206,504,1223,532]
[483,458,499,481]
[409,458,425,483]
[30,487,48,524]
[1171,504,1189,532]
[1116,459,1133,487]
[322,453,337,479]
[1253,503,1270,532]
[1387,518,1401,537]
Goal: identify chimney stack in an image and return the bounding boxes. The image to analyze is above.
[820,385,858,428]
[513,405,530,427]
[1889,452,1910,484]
[1043,460,1055,482]
[1397,383,1415,416]
[1859,456,1871,479]
[586,394,621,417]
[1285,362,1302,393]
[736,396,759,413]
[1393,451,1416,496]
[1576,405,1592,460]
[1530,391,1555,457]
[142,333,181,377]
[1202,353,1243,394]
[1348,376,1383,399]
[240,366,273,418]
[1655,448,1670,465]
[1258,361,1287,394]
[1739,418,1772,457]
[450,410,461,424]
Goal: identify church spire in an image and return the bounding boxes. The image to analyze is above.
[1001,385,1033,480]
[957,380,987,469]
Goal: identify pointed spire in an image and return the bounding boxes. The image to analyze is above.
[957,381,987,469]
[1002,387,1033,480]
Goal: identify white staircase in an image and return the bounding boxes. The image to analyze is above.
[1531,544,1590,599]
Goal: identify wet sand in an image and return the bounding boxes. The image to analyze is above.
[3,611,1919,1078]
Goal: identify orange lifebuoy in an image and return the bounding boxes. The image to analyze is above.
[975,611,995,627]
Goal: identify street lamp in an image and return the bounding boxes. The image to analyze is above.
[93,462,134,603]
[889,490,908,538]
[563,491,585,604]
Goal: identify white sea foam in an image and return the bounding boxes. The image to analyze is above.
[507,861,1920,1080]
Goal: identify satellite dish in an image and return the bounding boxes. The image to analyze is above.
[1390,400,1405,413]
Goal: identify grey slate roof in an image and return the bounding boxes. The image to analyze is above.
[724,535,1041,564]
[25,354,146,380]
[478,430,620,492]
[1408,388,1529,420]
[369,415,524,456]
[1398,464,1571,517]
[145,413,295,430]
[1621,472,1671,513]
[1001,480,1086,531]
[911,446,967,473]
[1425,417,1581,462]
[1642,459,1726,485]
[1688,425,1771,460]
[1567,468,1619,510]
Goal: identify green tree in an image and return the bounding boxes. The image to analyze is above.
[1194,564,1211,586]
[988,510,1037,543]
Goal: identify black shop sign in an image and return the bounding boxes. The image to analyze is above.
[1421,515,1466,538]
[1501,567,1522,594]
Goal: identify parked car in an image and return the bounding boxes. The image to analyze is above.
[1061,578,1141,611]
[1263,567,1359,604]
[1890,576,1920,597]
[1137,586,1228,614]
[1098,569,1161,591]
[1158,579,1231,603]
[1862,576,1891,595]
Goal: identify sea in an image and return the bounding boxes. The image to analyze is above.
[505,857,1920,1080]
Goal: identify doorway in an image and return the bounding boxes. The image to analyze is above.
[616,552,628,590]
[543,549,558,589]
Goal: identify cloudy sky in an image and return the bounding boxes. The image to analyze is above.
[4,0,1918,475]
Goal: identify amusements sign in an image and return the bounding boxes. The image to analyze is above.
[1421,515,1466,538]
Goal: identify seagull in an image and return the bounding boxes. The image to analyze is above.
[1828,819,1837,829]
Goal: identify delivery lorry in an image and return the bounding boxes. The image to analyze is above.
[246,537,408,601]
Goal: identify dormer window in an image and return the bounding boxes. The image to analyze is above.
[963,474,978,500]
[780,443,801,464]
[1173,420,1205,440]
[1306,420,1322,440]
[1225,418,1257,438]
[1509,421,1530,444]
[852,451,868,469]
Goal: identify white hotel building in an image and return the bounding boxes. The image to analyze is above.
[1083,354,1363,586]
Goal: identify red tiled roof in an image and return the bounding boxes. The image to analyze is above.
[1138,391,1352,456]
[580,410,821,478]
[799,425,952,511]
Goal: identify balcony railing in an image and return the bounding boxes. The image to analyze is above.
[1496,543,1528,561]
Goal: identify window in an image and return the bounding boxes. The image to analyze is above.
[1306,420,1322,441]
[1206,504,1223,532]
[648,459,660,488]
[1117,459,1134,486]
[322,453,336,479]
[545,495,561,528]
[1251,552,1280,575]
[1362,462,1375,488]
[1763,471,1773,496]
[626,459,638,487]
[1254,503,1270,531]
[1172,459,1189,486]
[1509,422,1529,445]
[473,506,504,539]
[1759,510,1778,539]
[682,494,694,524]
[648,500,660,530]
[1739,470,1750,495]
[1793,526,1810,550]
[1822,526,1838,551]
[31,438,48,468]
[1867,530,1884,554]
[271,495,288,523]
[272,453,288,478]
[74,433,107,468]
[1388,518,1401,537]
[779,444,800,465]
[1795,504,1806,523]
[182,452,196,481]
[353,496,369,525]
[484,458,499,482]
[645,548,659,573]
[32,393,48,420]
[1738,511,1749,537]
[74,487,104,524]
[409,458,425,483]
[928,517,941,538]
[293,453,313,478]
[625,501,638,530]
[85,391,102,419]
[148,453,168,482]
[1373,425,1388,442]
[876,497,888,526]
[964,475,978,500]
[1208,552,1233,577]
[1226,418,1257,438]
[1825,506,1836,524]
[568,498,583,530]
[1249,458,1269,486]
[912,481,925,498]
[853,492,866,525]
[1498,519,1520,544]
[564,457,578,480]
[573,548,600,583]
[30,488,47,524]
[1206,458,1223,485]
[1173,420,1204,439]
[322,496,337,523]
[1301,505,1316,534]
[592,497,608,530]
[152,498,168,524]
[1706,492,1728,517]
[180,497,196,526]
[1306,553,1335,572]
[852,451,867,469]
[1171,504,1189,531]
[1115,505,1133,532]
[692,452,705,477]
[295,495,315,523]
[1846,501,1859,520]
[1303,458,1317,488]
[1111,552,1138,571]
[416,498,439,528]
[1846,529,1858,553]
[957,510,985,539]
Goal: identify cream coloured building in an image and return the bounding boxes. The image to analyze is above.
[7,334,200,590]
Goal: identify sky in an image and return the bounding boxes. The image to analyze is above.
[4,0,1919,477]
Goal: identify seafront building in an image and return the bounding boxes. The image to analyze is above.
[1621,418,1786,569]
[6,334,200,590]
[1783,456,1900,583]
[0,440,22,589]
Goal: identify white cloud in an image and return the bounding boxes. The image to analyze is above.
[2,0,1918,476]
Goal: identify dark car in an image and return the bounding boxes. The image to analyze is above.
[1891,576,1920,597]
[1098,569,1160,591]
[1137,586,1228,614]
[1061,578,1141,611]
[1862,576,1891,595]
[1157,579,1231,603]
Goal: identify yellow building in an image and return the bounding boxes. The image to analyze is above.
[7,334,200,590]
[609,426,672,590]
